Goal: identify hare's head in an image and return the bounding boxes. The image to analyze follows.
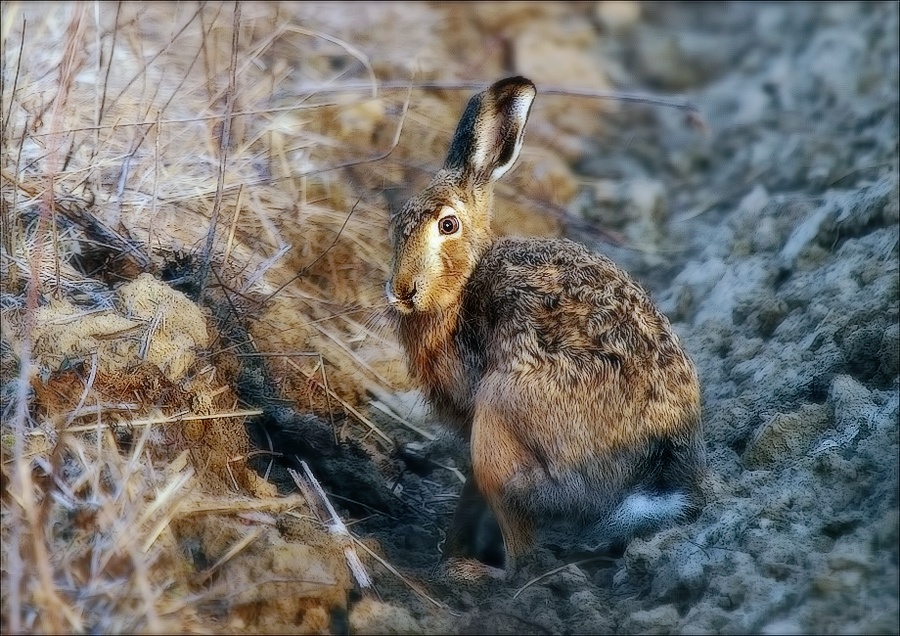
[387,77,536,314]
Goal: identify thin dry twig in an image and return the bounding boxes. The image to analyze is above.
[368,399,436,442]
[265,197,362,302]
[301,79,703,115]
[285,25,378,99]
[60,351,99,431]
[198,1,241,297]
[24,408,263,437]
[352,536,454,613]
[7,8,91,631]
[1,14,26,143]
[26,79,704,141]
[512,556,618,600]
[283,356,393,448]
[105,3,205,116]
[222,183,245,269]
[24,98,354,139]
[195,526,267,585]
[92,0,121,140]
[178,494,307,516]
[289,462,373,591]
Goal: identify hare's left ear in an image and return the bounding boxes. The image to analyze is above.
[443,76,536,184]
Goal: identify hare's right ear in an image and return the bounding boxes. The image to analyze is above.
[444,76,536,184]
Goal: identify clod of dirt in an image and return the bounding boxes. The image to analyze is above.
[742,403,832,469]
[174,513,351,633]
[348,596,423,634]
[24,273,208,383]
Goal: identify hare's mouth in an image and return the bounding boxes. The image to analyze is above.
[385,280,417,314]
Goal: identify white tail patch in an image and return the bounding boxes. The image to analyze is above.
[608,491,688,537]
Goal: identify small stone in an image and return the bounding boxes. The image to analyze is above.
[743,403,832,469]
[568,590,615,634]
[626,604,680,634]
[879,322,900,378]
[595,1,641,33]
[349,597,423,635]
[840,324,887,381]
[760,300,792,337]
[828,375,874,433]
[760,618,807,635]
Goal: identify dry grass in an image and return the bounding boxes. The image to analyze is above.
[0,2,658,631]
[0,3,421,631]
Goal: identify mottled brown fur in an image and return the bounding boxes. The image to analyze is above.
[387,77,704,576]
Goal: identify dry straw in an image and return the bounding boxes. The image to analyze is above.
[0,2,414,630]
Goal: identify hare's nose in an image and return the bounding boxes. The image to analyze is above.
[386,279,416,300]
[386,279,417,305]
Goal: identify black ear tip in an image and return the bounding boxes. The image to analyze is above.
[489,76,536,96]
[444,76,536,176]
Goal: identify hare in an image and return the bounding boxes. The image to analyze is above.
[386,77,705,577]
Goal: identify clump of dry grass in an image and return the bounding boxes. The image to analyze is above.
[0,2,416,630]
[4,428,203,633]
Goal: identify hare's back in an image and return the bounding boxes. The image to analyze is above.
[465,237,693,385]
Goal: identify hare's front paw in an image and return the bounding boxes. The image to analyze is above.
[396,440,436,476]
[397,436,467,477]
[440,557,507,585]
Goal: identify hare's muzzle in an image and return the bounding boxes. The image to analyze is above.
[385,278,417,314]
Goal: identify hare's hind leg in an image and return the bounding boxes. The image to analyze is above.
[591,435,705,548]
[440,477,510,583]
[443,476,505,567]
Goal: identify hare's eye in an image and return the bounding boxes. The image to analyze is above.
[439,215,460,235]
